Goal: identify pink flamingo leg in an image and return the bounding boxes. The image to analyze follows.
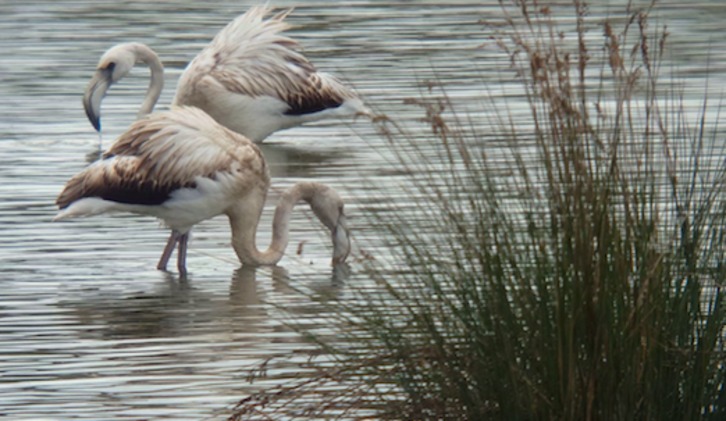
[157,231,181,271]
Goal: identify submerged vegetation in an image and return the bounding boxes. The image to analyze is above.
[231,1,725,419]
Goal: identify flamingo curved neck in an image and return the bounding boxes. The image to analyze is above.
[228,183,323,266]
[131,43,164,118]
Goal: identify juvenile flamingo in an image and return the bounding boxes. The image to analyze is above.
[55,106,351,277]
[83,6,368,142]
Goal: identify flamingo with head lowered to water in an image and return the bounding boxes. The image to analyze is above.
[55,106,351,277]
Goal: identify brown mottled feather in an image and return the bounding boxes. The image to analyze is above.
[57,106,267,209]
[284,73,349,115]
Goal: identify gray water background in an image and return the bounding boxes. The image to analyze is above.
[1,0,724,419]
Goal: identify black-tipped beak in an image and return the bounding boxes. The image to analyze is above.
[83,67,113,132]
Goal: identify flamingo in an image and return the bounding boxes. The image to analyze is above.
[54,106,351,277]
[83,6,369,142]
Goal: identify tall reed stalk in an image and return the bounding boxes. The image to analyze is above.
[231,1,725,419]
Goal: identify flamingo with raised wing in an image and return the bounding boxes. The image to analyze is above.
[83,6,368,142]
[55,106,351,277]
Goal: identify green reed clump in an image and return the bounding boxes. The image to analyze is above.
[230,1,725,419]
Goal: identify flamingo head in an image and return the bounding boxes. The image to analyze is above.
[83,43,141,131]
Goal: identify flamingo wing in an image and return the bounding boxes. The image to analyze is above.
[174,6,354,117]
[57,107,267,210]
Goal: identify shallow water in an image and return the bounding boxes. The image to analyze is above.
[1,0,724,419]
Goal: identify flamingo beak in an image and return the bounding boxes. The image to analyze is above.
[83,67,114,132]
[332,213,351,265]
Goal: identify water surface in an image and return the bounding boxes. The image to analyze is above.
[1,0,724,419]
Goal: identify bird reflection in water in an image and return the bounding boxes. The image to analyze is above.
[60,264,349,341]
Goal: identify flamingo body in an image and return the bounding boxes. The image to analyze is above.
[58,107,265,229]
